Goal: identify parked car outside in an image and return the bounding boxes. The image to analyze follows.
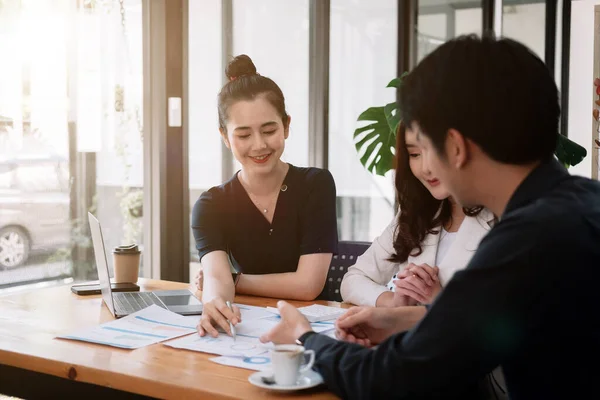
[0,155,70,270]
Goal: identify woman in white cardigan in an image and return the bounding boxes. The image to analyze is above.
[341,124,495,307]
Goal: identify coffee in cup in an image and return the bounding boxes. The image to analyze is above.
[113,244,141,283]
[270,344,315,386]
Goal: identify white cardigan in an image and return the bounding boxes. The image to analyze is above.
[340,209,495,306]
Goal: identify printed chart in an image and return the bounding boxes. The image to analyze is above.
[166,315,336,370]
[58,305,197,349]
[166,318,277,356]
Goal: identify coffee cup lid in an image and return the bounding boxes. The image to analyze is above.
[114,244,139,254]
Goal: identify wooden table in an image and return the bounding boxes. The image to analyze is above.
[0,279,346,399]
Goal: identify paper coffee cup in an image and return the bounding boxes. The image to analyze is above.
[113,244,141,283]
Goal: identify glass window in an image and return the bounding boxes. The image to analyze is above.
[502,1,546,62]
[0,0,144,291]
[187,0,223,278]
[418,1,483,63]
[329,0,397,241]
[232,0,310,168]
[187,0,310,280]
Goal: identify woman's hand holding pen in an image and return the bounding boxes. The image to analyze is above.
[393,263,442,305]
[197,297,241,338]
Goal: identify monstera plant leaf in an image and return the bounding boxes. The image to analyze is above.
[354,75,587,175]
[555,134,587,168]
[353,77,403,176]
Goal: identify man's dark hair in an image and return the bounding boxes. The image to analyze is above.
[399,35,560,164]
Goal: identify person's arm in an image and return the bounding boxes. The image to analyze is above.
[299,220,550,399]
[335,306,428,343]
[192,191,232,304]
[197,251,242,336]
[262,302,425,347]
[191,191,240,336]
[235,253,331,301]
[200,250,235,303]
[340,216,402,307]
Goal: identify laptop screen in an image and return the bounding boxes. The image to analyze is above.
[88,212,115,315]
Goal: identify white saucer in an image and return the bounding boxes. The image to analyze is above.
[248,370,324,391]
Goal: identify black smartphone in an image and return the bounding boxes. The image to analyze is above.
[71,282,140,296]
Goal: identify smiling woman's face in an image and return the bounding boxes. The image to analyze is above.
[405,127,450,200]
[221,94,289,176]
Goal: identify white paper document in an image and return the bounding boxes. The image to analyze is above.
[237,303,280,320]
[182,303,277,326]
[266,304,347,322]
[58,305,197,349]
[208,317,337,371]
[210,354,272,371]
[166,319,276,371]
[165,314,335,371]
[165,318,278,355]
[257,312,335,331]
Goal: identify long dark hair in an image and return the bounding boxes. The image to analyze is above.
[390,123,482,263]
[218,54,288,132]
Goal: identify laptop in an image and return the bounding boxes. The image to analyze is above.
[88,212,203,318]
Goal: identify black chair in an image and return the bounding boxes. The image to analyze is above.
[318,241,371,302]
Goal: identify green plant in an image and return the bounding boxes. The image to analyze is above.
[119,188,143,244]
[47,194,98,280]
[353,77,403,176]
[354,76,587,176]
[121,189,143,218]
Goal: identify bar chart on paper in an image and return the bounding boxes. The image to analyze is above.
[166,314,336,370]
[58,305,197,349]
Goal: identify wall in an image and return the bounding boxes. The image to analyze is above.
[568,0,598,178]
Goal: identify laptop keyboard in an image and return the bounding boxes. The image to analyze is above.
[113,292,167,315]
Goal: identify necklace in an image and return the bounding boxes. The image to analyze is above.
[240,177,288,214]
[245,184,288,213]
[239,164,289,214]
[250,191,276,214]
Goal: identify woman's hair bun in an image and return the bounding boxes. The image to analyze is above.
[225,54,257,81]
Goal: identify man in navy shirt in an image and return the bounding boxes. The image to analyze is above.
[260,35,600,399]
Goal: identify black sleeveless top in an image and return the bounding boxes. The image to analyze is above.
[191,164,338,274]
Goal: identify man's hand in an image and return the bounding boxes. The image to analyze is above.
[335,306,404,347]
[197,296,241,338]
[394,263,442,304]
[259,301,313,344]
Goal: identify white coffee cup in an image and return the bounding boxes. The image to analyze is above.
[270,344,315,386]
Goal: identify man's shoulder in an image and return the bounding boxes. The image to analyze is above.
[520,174,600,225]
[485,174,600,251]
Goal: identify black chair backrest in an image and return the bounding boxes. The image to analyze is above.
[319,241,371,302]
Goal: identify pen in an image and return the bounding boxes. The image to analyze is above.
[225,301,237,342]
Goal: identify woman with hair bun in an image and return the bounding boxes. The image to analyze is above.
[191,55,338,338]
